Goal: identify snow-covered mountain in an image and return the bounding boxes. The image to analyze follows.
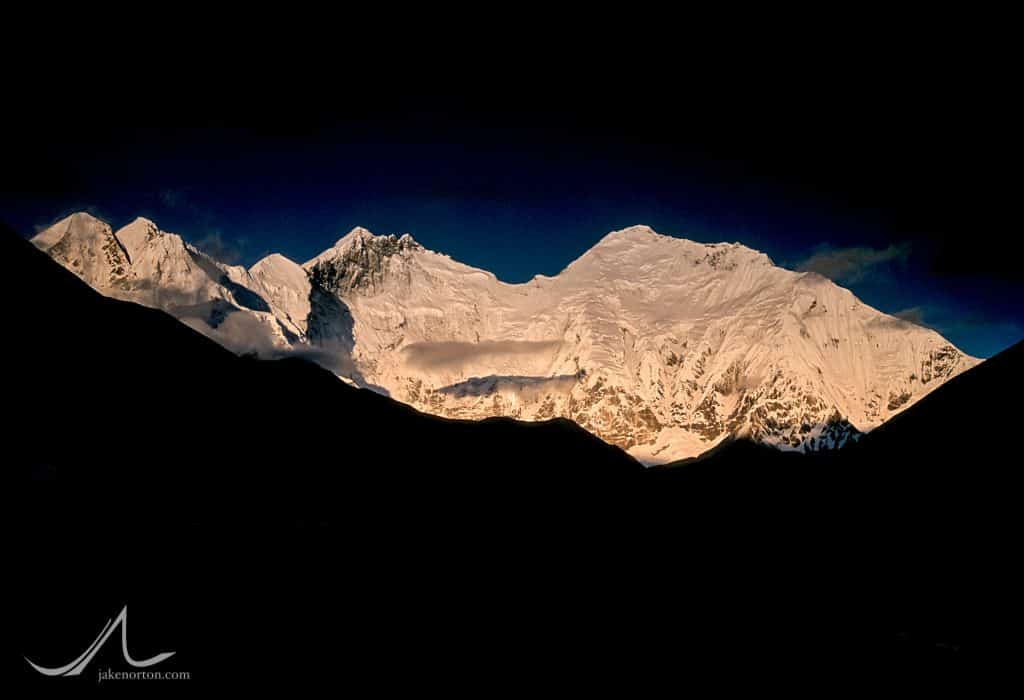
[32,213,300,354]
[32,214,980,463]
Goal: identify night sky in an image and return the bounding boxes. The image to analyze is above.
[3,35,1019,358]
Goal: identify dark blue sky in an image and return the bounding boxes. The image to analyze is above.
[3,80,1021,358]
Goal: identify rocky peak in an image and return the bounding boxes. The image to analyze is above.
[304,227,422,295]
[306,227,421,265]
[333,226,375,249]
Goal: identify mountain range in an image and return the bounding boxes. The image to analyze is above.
[8,221,1021,681]
[31,211,979,462]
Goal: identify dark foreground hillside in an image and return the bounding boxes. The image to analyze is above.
[3,226,1016,689]
[652,334,1024,669]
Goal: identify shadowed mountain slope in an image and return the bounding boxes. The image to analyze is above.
[5,223,1015,687]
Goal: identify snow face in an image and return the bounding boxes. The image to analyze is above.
[32,215,981,463]
[249,253,311,337]
[113,216,160,262]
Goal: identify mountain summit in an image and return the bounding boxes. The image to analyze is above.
[31,216,979,462]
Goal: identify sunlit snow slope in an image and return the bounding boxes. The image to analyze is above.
[33,214,979,463]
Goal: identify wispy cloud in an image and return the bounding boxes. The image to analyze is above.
[796,242,911,283]
[402,340,559,372]
[157,188,246,265]
[159,189,184,209]
[892,306,927,326]
[193,230,246,266]
[33,206,109,234]
[883,304,1023,357]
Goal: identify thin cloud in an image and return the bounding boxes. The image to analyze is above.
[892,305,1012,333]
[158,188,246,265]
[796,243,911,283]
[159,189,183,208]
[892,306,927,326]
[194,230,245,266]
[882,305,1023,357]
[402,340,559,372]
[32,206,110,234]
[158,188,205,218]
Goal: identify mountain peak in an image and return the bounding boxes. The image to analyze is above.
[48,211,104,227]
[252,252,295,267]
[603,224,659,240]
[251,252,303,277]
[115,216,160,236]
[129,216,158,229]
[114,217,163,262]
[305,227,422,269]
[55,211,110,235]
[587,225,660,250]
[31,212,111,251]
[596,226,765,256]
[68,211,107,225]
[334,226,376,248]
[572,226,773,275]
[302,227,376,267]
